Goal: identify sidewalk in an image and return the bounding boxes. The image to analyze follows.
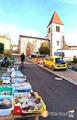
[51,69,77,85]
[39,65,77,85]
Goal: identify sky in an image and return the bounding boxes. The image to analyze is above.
[0,0,77,45]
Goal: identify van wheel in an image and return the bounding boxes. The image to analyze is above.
[63,68,66,71]
[52,66,55,71]
[43,62,46,67]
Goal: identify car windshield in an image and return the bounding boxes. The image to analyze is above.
[55,58,65,64]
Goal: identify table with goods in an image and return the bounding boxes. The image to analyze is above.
[0,65,48,120]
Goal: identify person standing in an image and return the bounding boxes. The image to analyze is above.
[20,53,25,66]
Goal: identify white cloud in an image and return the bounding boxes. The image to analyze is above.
[0,24,19,45]
[0,24,41,45]
[19,29,40,37]
[0,23,77,47]
[65,31,77,45]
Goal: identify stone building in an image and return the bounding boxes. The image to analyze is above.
[18,11,65,56]
[18,35,49,56]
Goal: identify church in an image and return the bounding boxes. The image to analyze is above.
[18,11,77,58]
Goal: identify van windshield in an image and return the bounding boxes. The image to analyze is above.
[55,58,65,64]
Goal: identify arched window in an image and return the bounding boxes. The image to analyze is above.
[57,41,59,46]
[56,26,60,32]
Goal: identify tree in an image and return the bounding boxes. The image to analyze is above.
[73,56,77,64]
[39,46,50,55]
[0,43,4,54]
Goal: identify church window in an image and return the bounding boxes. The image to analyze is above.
[56,26,60,32]
[57,41,59,46]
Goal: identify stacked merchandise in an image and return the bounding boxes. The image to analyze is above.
[11,65,46,115]
[13,92,46,115]
[11,66,32,114]
[0,65,46,116]
[0,73,13,116]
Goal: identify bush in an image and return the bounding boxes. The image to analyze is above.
[73,56,77,64]
[39,47,50,55]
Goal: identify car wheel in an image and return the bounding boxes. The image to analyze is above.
[63,68,67,71]
[43,62,46,67]
[52,66,55,71]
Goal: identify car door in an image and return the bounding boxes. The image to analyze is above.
[46,57,51,67]
[43,57,49,66]
[45,57,50,66]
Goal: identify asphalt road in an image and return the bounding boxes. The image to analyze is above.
[19,61,77,120]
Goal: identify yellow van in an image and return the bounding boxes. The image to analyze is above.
[43,55,67,70]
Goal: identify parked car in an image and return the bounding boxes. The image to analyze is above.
[31,52,46,58]
[31,52,39,57]
[43,55,67,70]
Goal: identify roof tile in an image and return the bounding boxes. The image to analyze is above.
[47,12,64,27]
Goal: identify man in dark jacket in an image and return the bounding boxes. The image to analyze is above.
[20,53,25,65]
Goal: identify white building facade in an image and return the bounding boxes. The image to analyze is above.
[19,12,64,56]
[47,12,64,55]
[18,11,77,59]
[47,12,77,60]
[18,35,49,56]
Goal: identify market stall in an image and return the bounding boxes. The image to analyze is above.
[0,65,48,120]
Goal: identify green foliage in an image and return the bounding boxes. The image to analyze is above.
[39,46,50,55]
[0,43,4,54]
[73,56,77,64]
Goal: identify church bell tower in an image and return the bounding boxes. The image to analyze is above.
[47,12,64,55]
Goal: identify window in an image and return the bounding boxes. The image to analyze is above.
[57,41,59,46]
[56,26,60,32]
[55,58,65,64]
